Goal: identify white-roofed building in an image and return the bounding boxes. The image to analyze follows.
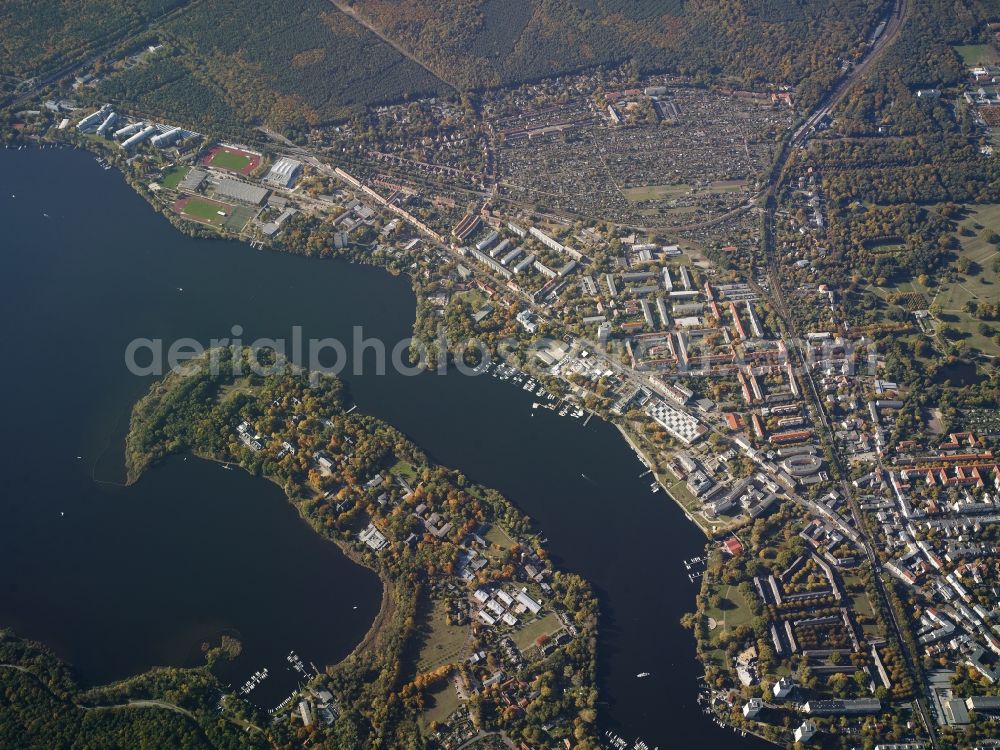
[264,157,303,188]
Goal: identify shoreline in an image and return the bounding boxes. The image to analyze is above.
[9,136,738,747]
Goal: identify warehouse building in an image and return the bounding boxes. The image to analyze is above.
[214,178,270,206]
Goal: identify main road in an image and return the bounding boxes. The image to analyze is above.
[758,0,939,744]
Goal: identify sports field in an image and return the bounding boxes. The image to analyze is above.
[201,145,261,175]
[172,196,232,227]
[160,165,189,189]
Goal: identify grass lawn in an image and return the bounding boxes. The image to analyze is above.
[222,204,256,232]
[843,574,879,638]
[704,584,754,645]
[484,525,516,551]
[412,598,469,674]
[179,197,232,226]
[161,164,189,189]
[622,183,691,202]
[953,44,1000,66]
[929,204,1000,355]
[513,612,562,652]
[452,289,488,310]
[390,458,419,484]
[209,149,253,171]
[420,680,460,729]
[708,179,746,193]
[864,204,1000,356]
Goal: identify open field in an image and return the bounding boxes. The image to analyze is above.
[484,525,515,551]
[390,458,418,484]
[953,44,1000,66]
[513,612,562,652]
[708,179,747,193]
[843,574,879,638]
[412,598,468,674]
[221,205,256,232]
[704,584,754,644]
[930,204,1000,355]
[160,164,189,189]
[420,680,460,729]
[622,184,691,202]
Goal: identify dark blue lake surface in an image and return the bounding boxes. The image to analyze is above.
[0,146,766,747]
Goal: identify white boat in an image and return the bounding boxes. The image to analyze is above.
[636,672,651,678]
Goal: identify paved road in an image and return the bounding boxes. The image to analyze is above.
[757,0,939,743]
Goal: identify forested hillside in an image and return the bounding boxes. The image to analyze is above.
[339,0,888,105]
[0,0,188,78]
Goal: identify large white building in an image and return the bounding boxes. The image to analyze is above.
[264,157,302,188]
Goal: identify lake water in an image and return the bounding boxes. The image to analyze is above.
[0,146,767,747]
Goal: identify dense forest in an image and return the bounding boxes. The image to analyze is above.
[160,0,451,126]
[343,0,887,104]
[0,630,266,750]
[0,0,188,78]
[11,0,891,124]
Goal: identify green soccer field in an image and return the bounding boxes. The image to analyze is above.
[182,198,231,224]
[160,165,189,189]
[209,149,252,171]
